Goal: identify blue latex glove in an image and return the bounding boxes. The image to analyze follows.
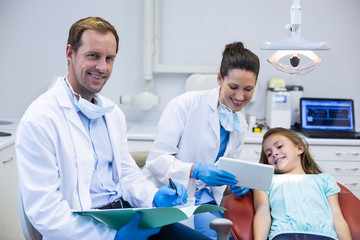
[192,163,237,186]
[114,212,160,240]
[230,185,249,196]
[152,181,188,207]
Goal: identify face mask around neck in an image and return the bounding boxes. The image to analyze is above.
[217,102,241,132]
[64,77,114,119]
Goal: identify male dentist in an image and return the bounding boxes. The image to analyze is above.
[16,16,210,240]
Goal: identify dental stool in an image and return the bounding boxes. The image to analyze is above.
[210,218,233,240]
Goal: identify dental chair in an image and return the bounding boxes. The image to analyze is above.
[224,183,360,240]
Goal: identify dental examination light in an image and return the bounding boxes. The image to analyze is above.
[261,0,330,75]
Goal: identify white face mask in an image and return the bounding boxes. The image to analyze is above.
[217,102,241,132]
[64,77,114,119]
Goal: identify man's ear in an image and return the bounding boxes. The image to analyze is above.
[66,44,73,63]
[217,72,222,86]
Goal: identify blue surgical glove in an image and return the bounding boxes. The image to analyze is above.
[192,163,237,186]
[230,185,249,196]
[152,181,188,207]
[114,212,160,240]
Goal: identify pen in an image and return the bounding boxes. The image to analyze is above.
[168,178,185,206]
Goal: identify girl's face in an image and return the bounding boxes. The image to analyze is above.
[217,69,256,112]
[262,134,305,174]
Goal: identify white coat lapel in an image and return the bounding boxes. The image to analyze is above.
[53,77,95,209]
[55,77,89,138]
[104,110,121,184]
[207,87,221,140]
[224,110,247,158]
[225,132,243,157]
[208,111,220,140]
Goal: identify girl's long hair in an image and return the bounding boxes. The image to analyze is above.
[259,128,322,174]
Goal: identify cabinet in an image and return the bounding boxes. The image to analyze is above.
[0,144,24,240]
[238,143,262,162]
[310,145,360,198]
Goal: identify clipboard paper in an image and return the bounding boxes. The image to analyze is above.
[73,204,225,229]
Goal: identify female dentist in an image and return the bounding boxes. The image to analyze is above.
[142,42,260,239]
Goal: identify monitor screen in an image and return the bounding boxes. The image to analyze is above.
[300,98,355,131]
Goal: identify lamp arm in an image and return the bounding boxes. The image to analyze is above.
[289,0,301,37]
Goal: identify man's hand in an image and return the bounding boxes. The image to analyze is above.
[114,212,160,240]
[153,181,188,207]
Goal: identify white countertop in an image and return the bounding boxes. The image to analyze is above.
[3,120,359,151]
[127,123,157,141]
[244,131,360,146]
[127,122,360,146]
[0,119,19,150]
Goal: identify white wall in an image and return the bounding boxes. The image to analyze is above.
[1,0,360,129]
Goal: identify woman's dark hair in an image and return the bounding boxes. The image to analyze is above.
[219,42,260,80]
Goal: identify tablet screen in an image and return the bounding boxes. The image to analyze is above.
[218,157,274,191]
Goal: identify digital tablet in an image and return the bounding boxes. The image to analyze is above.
[218,157,274,191]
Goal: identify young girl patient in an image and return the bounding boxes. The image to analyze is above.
[253,127,352,240]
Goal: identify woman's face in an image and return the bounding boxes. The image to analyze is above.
[217,69,256,112]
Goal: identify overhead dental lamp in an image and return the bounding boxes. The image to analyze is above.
[261,0,330,75]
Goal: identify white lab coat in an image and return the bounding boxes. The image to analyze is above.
[142,87,247,227]
[15,77,158,240]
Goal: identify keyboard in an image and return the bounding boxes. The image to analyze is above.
[302,130,360,139]
[0,131,11,137]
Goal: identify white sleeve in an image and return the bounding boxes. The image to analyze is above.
[16,119,117,240]
[142,97,193,188]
